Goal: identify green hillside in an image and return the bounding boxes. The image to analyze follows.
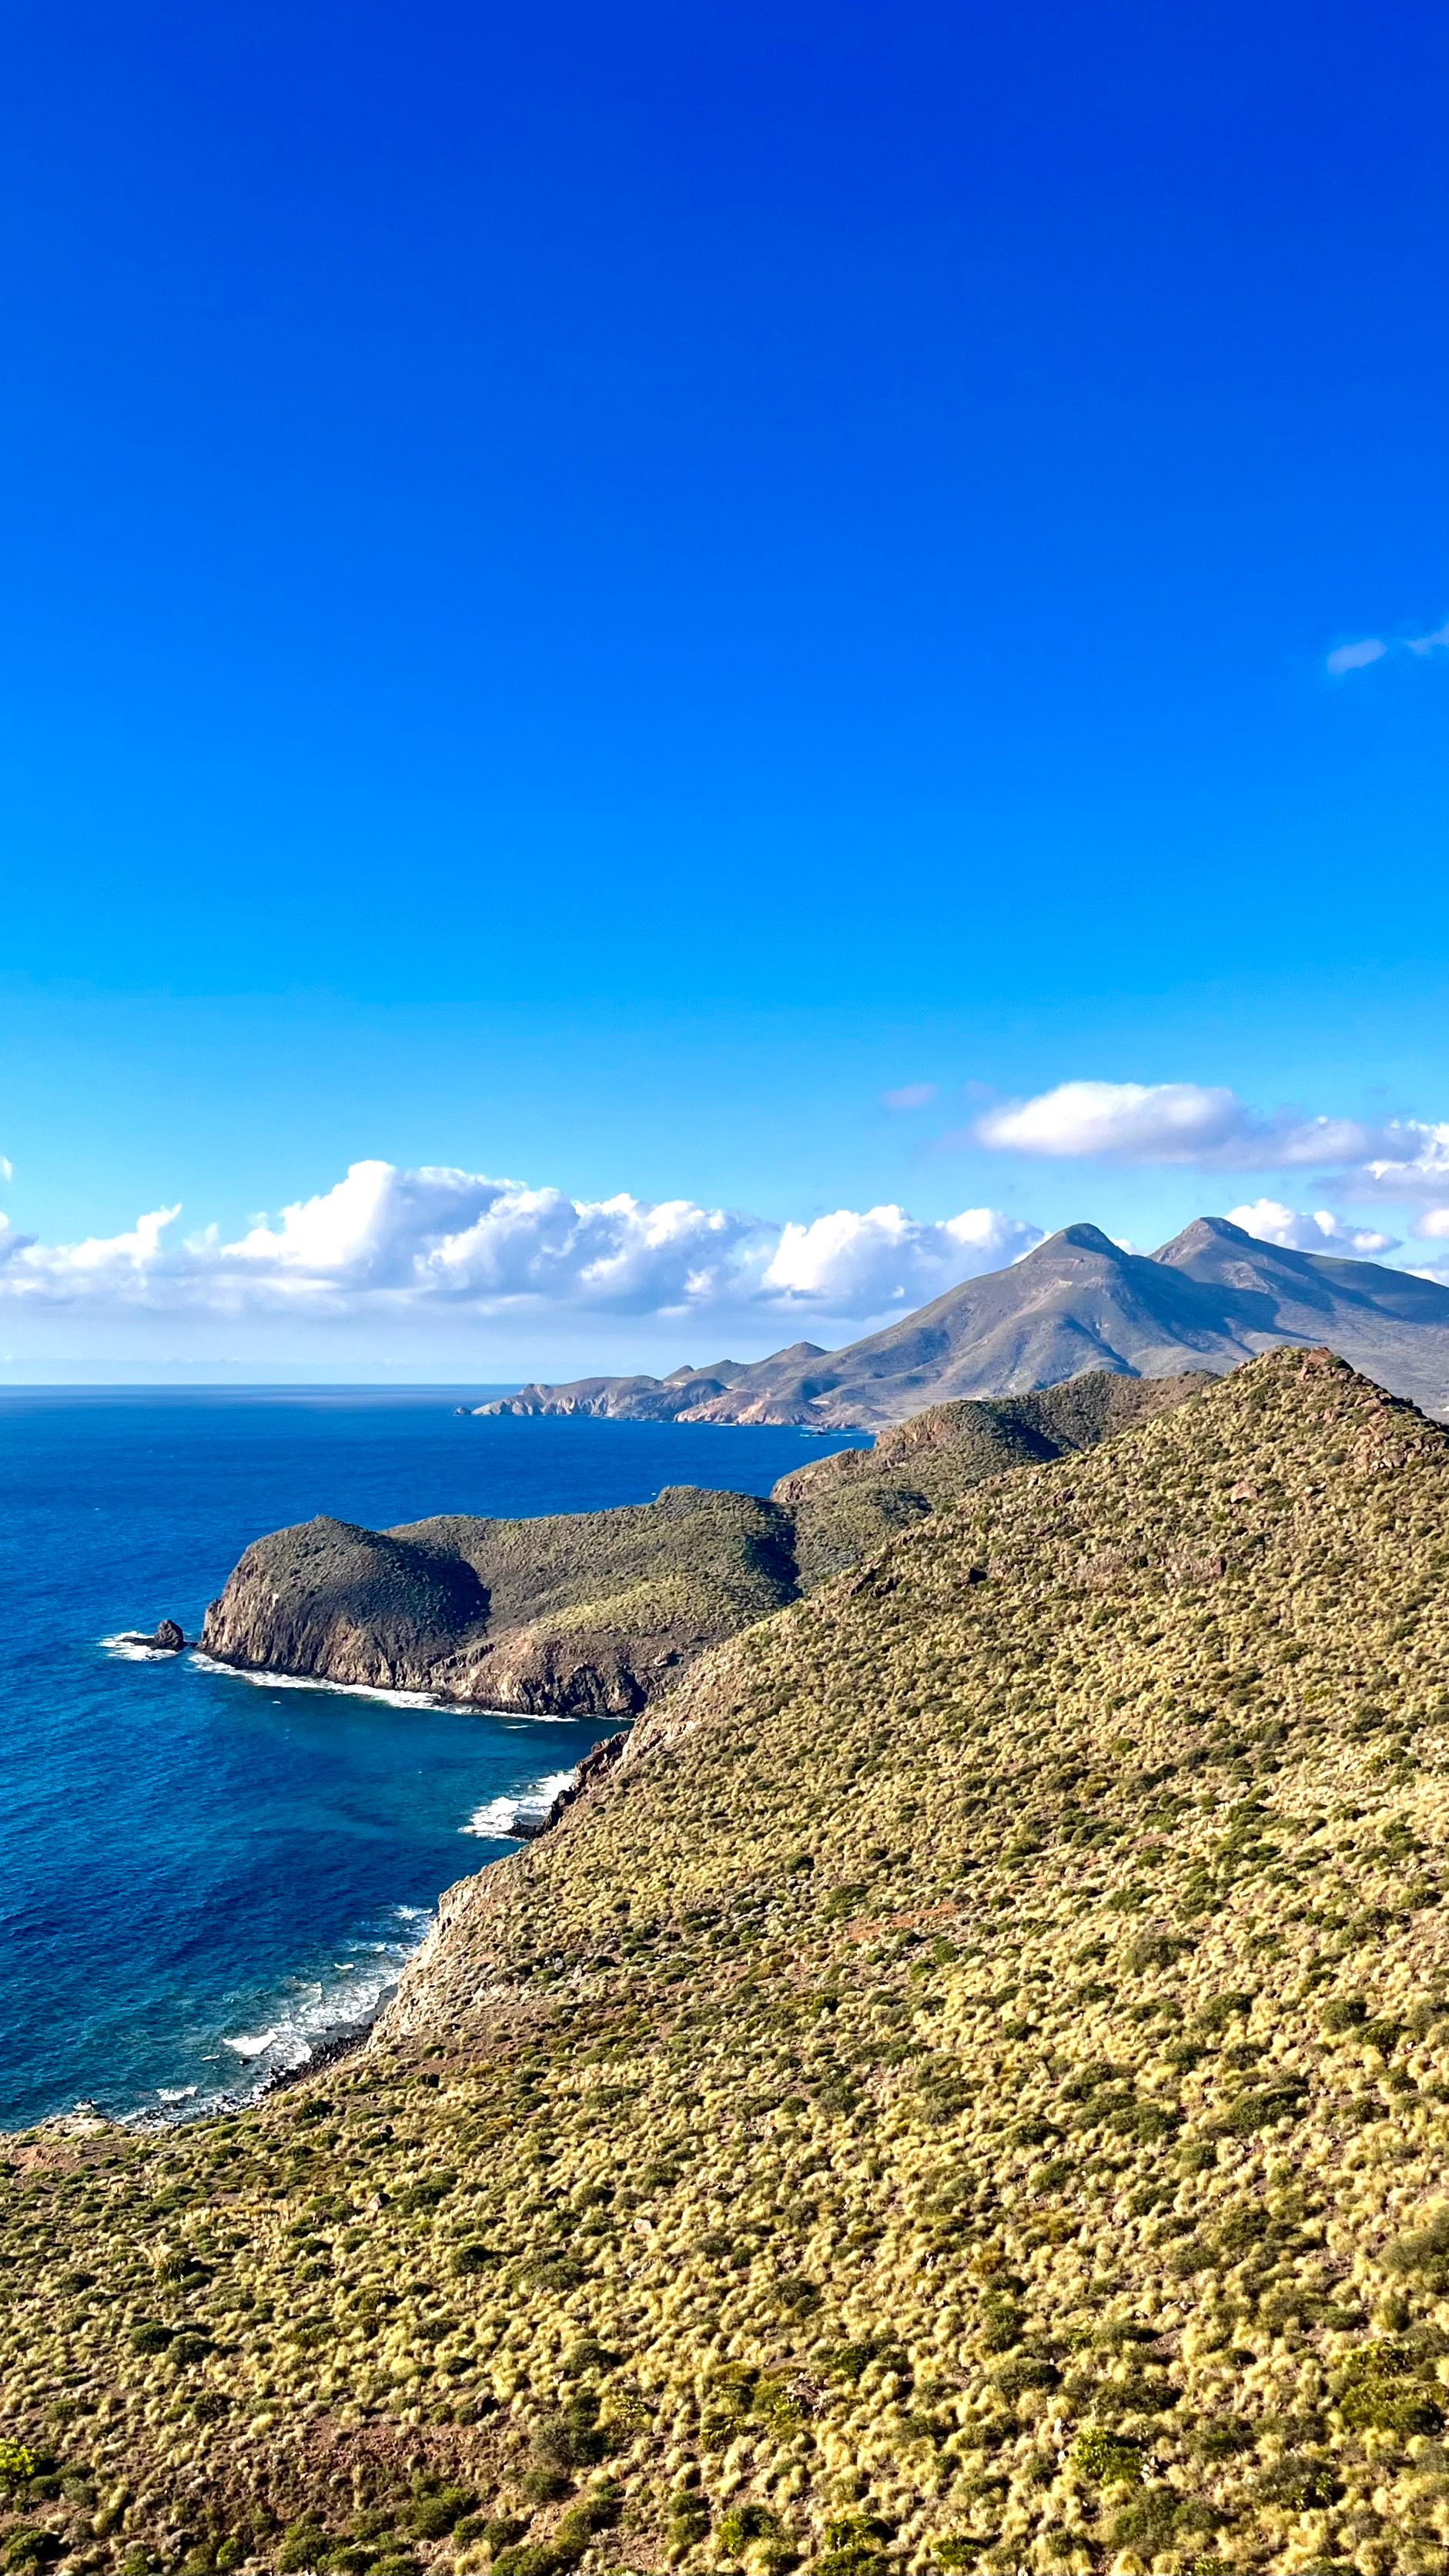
[8,1348,1449,2576]
[772,1371,1203,1589]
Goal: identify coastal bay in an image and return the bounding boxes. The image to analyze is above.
[0,1390,861,2128]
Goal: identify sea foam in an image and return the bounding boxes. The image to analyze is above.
[462,1766,576,1840]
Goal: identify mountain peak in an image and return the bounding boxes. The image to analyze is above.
[1034,1221,1127,1259]
[1153,1215,1254,1261]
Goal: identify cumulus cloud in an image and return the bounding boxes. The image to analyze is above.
[761,1206,1040,1311]
[1359,1126,1449,1200]
[972,1080,1394,1171]
[1223,1200,1399,1255]
[0,1160,1039,1328]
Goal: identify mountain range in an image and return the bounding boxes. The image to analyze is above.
[475,1214,1449,1427]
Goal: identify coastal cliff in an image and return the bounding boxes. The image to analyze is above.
[199,1485,798,1714]
[199,1369,1206,1710]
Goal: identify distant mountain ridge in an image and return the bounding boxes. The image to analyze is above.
[474,1215,1449,1427]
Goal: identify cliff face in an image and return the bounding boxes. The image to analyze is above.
[200,1485,799,1714]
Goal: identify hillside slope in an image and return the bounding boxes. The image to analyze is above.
[772,1368,1205,1587]
[13,1348,1449,2576]
[474,1218,1449,1427]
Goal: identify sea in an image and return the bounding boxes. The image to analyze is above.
[0,1388,867,2132]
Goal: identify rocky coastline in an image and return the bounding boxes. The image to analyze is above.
[196,1369,1207,1716]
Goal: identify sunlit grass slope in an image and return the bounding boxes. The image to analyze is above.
[9,1348,1449,2576]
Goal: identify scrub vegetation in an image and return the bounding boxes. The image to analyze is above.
[9,1347,1449,2576]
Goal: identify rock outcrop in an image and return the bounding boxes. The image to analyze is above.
[117,1617,186,1651]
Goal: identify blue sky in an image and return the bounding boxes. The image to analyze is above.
[2,0,1447,1376]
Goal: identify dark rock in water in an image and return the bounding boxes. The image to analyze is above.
[119,1619,187,1651]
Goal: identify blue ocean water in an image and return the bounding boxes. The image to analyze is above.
[0,1390,865,2131]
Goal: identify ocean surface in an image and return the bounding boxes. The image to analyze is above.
[0,1388,867,2131]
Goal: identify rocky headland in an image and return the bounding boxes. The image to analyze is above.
[199,1486,799,1716]
[199,1370,1206,1710]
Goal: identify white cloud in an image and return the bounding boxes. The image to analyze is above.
[1327,617,1449,675]
[1359,1126,1449,1200]
[882,1083,938,1111]
[0,1160,1039,1329]
[1223,1200,1399,1255]
[972,1080,1392,1171]
[1326,637,1388,676]
[762,1205,1040,1310]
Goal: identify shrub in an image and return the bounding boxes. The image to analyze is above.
[407,2490,475,2539]
[1213,2081,1306,2136]
[716,2505,778,2554]
[478,2519,527,2555]
[1125,1934,1191,1973]
[1336,2346,1444,2437]
[1192,2417,1253,2459]
[775,2275,820,2316]
[129,2323,174,2353]
[0,2447,34,2492]
[278,2526,330,2571]
[1320,1997,1368,2035]
[2,2537,59,2573]
[1119,2489,1220,2548]
[1193,1992,1254,2032]
[987,2354,1058,2400]
[392,2172,456,2214]
[1070,2430,1142,2487]
[667,2492,709,2550]
[1256,2453,1342,2510]
[534,2395,608,2468]
[451,2242,497,2275]
[520,2469,571,2505]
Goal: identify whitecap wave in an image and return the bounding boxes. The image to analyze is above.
[100,1633,179,1663]
[186,1652,447,1710]
[462,1766,576,1841]
[130,1904,435,2127]
[185,1650,582,1718]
